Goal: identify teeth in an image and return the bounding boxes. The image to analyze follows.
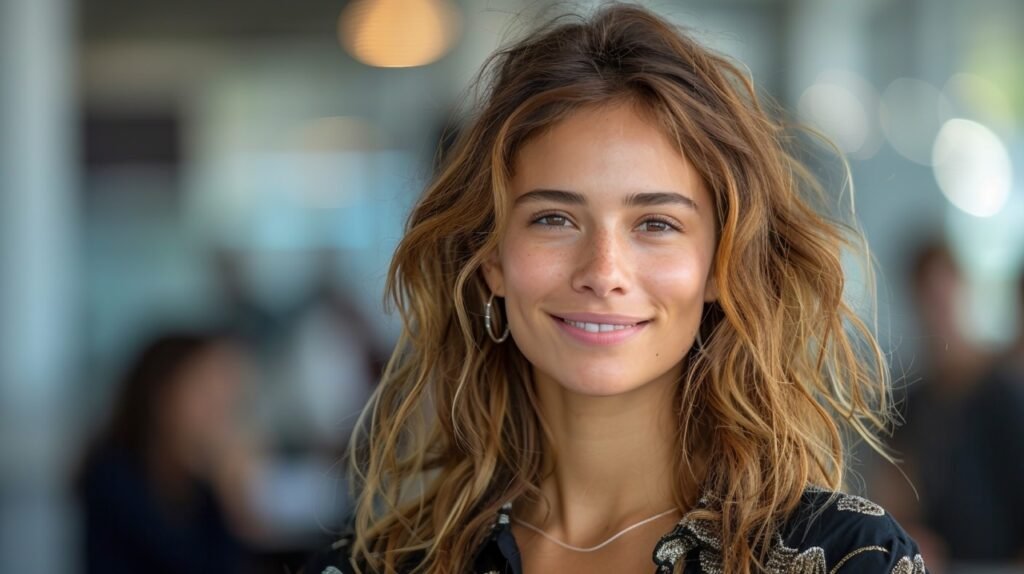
[563,319,635,332]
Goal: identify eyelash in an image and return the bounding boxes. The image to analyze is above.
[531,212,574,228]
[530,212,683,233]
[636,217,682,233]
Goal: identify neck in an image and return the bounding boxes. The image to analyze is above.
[516,367,684,543]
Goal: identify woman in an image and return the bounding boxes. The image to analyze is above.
[77,331,258,574]
[309,4,925,573]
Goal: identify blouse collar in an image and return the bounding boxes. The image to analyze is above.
[490,499,699,573]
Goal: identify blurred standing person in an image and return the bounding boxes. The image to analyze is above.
[877,241,1024,569]
[288,256,385,453]
[76,330,262,574]
[1004,269,1024,377]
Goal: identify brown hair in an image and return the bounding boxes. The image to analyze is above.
[348,4,892,572]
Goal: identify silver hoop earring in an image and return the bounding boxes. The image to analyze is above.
[484,293,510,343]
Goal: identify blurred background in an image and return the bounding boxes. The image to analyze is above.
[1,0,1022,572]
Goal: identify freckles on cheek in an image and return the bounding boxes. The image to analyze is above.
[503,246,543,296]
[508,243,563,278]
[519,255,560,292]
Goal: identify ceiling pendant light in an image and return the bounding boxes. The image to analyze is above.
[338,0,462,68]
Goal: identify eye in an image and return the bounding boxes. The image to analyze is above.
[636,217,681,233]
[532,213,574,228]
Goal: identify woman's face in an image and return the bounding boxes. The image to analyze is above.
[483,102,718,397]
[163,342,249,460]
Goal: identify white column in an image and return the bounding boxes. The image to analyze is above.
[0,0,78,571]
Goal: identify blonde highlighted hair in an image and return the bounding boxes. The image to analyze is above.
[347,4,892,573]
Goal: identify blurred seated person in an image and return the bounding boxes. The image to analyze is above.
[76,330,261,574]
[875,241,1024,568]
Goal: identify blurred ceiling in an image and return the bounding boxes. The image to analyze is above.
[79,0,785,42]
[80,0,346,41]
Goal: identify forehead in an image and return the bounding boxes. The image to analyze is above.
[510,103,708,205]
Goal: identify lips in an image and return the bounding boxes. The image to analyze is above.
[562,319,635,332]
[554,312,650,325]
[550,312,651,345]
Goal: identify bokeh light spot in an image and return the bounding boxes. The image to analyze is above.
[932,118,1013,217]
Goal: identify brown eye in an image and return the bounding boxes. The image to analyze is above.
[636,218,680,233]
[533,214,572,227]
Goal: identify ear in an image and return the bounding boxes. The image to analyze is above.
[480,249,506,297]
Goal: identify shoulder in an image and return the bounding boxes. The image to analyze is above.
[77,446,154,511]
[653,487,927,574]
[776,487,926,573]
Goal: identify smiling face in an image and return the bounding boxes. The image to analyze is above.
[482,102,719,397]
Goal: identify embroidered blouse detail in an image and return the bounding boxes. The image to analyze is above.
[835,493,886,516]
[305,488,927,574]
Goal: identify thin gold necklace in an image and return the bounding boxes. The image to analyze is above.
[512,508,679,553]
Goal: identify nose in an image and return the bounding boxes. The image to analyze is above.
[570,227,631,297]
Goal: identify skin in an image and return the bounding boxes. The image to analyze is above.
[156,343,261,537]
[482,102,719,572]
[162,343,249,477]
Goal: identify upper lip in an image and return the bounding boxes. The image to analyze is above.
[552,312,651,325]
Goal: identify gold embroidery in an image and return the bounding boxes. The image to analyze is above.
[835,494,885,516]
[643,488,926,573]
[829,545,888,574]
[764,536,827,574]
[654,536,693,568]
[775,545,827,574]
[891,554,926,574]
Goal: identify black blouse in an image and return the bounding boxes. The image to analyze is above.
[305,487,926,573]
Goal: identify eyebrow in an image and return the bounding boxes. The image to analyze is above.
[625,192,698,211]
[514,189,586,206]
[514,188,698,211]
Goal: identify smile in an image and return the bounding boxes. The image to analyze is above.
[561,319,636,332]
[550,313,650,345]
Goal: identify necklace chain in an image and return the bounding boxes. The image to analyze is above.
[512,508,679,553]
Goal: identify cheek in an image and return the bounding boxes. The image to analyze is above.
[176,384,211,428]
[643,248,711,301]
[501,242,569,301]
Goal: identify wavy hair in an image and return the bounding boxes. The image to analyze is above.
[347,4,892,573]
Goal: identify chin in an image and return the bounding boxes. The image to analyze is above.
[543,364,660,397]
[562,380,638,397]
